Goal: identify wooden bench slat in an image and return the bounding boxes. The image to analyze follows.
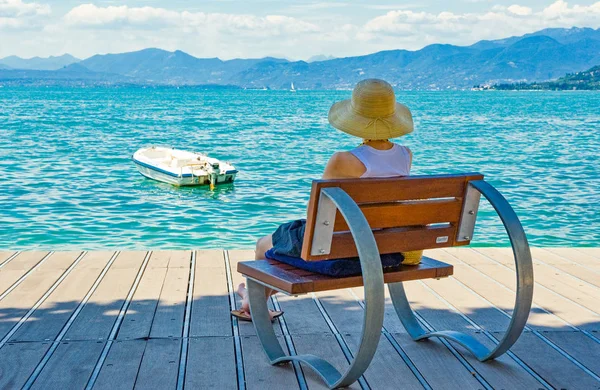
[309,173,483,204]
[238,257,454,295]
[309,224,460,261]
[333,198,462,232]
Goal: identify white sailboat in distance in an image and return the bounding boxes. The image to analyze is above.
[290,82,296,92]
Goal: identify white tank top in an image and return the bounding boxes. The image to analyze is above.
[349,143,411,178]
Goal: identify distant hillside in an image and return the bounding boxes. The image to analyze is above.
[491,65,600,90]
[79,49,289,85]
[0,63,133,86]
[0,54,80,71]
[228,32,600,89]
[2,27,600,89]
[469,27,600,50]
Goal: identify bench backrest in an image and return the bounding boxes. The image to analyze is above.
[301,173,484,261]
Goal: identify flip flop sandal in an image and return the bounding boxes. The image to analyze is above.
[230,309,284,322]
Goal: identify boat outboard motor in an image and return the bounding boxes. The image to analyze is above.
[209,162,220,190]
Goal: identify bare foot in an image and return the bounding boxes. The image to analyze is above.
[235,282,283,320]
[236,282,250,314]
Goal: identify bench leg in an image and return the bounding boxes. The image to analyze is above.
[390,180,534,362]
[248,278,384,389]
[389,281,492,360]
[248,187,390,388]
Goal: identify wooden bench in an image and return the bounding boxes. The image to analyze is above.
[238,173,534,389]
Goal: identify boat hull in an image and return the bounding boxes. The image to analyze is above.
[133,160,236,187]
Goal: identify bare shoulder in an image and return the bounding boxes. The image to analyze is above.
[322,151,366,179]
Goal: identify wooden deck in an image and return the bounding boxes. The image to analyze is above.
[0,248,598,389]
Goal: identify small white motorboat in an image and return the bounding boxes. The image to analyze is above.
[133,146,237,188]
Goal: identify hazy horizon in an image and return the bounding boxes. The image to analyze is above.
[1,25,598,64]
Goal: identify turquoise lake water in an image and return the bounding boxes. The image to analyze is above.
[1,87,599,250]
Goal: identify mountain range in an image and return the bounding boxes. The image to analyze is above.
[0,54,80,71]
[1,27,599,89]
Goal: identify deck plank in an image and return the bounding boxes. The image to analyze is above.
[0,252,52,297]
[30,340,105,390]
[575,247,600,259]
[546,248,600,270]
[482,247,600,287]
[190,250,232,337]
[437,249,597,331]
[477,248,600,314]
[110,251,149,269]
[147,250,190,268]
[117,265,167,340]
[275,293,357,389]
[530,247,596,267]
[185,337,237,390]
[416,278,549,389]
[541,331,600,376]
[0,251,49,271]
[133,338,181,390]
[241,335,299,390]
[437,249,571,330]
[288,288,426,390]
[75,251,117,269]
[11,252,114,342]
[445,257,599,330]
[92,340,146,390]
[149,267,189,338]
[292,333,360,390]
[64,251,147,341]
[0,251,16,266]
[0,342,50,389]
[276,294,331,335]
[426,251,600,387]
[317,288,481,389]
[354,281,541,390]
[0,252,81,341]
[500,331,600,389]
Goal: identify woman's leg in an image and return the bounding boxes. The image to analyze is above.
[236,234,279,319]
[255,234,273,260]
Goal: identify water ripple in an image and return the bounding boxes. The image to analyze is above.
[1,88,599,250]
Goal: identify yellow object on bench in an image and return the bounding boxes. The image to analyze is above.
[401,250,423,265]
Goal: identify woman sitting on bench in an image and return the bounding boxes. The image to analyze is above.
[233,78,418,321]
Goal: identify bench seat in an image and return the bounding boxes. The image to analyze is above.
[238,256,453,295]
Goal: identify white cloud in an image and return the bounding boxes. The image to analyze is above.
[0,0,49,30]
[360,1,600,45]
[63,5,179,28]
[63,4,319,36]
[0,0,49,17]
[2,1,600,60]
[507,5,533,16]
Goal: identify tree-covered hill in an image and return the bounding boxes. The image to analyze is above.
[492,65,600,90]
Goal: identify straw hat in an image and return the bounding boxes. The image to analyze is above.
[328,79,413,139]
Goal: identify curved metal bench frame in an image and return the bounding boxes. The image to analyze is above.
[247,180,533,388]
[390,180,534,361]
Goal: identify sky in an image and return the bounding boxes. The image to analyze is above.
[1,0,599,60]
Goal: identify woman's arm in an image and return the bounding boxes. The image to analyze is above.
[322,152,366,179]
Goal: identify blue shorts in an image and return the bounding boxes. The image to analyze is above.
[267,219,404,277]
